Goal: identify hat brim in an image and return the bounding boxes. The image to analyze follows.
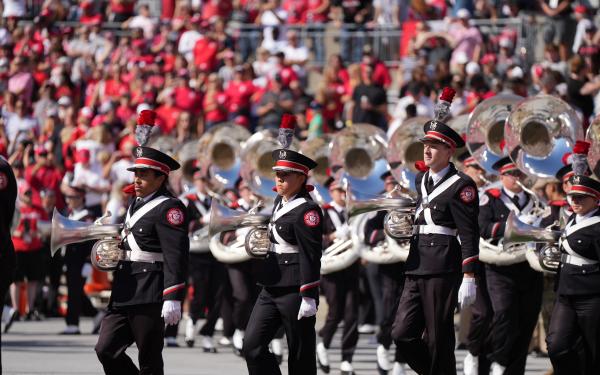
[419,136,453,147]
[272,166,308,175]
[127,165,168,174]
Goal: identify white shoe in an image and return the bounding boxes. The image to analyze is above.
[463,353,478,375]
[2,305,12,323]
[233,329,244,351]
[215,317,223,331]
[218,336,232,346]
[358,323,376,334]
[392,362,407,375]
[316,342,330,373]
[270,338,283,356]
[340,361,354,374]
[165,336,179,347]
[184,318,195,347]
[491,362,506,375]
[201,335,217,353]
[61,325,81,335]
[377,344,392,371]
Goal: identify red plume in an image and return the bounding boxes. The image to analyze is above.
[414,161,429,172]
[573,140,591,155]
[279,114,296,129]
[137,109,157,126]
[439,87,456,103]
[122,183,135,195]
[562,152,572,166]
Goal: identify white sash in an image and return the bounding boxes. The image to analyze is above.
[559,213,600,265]
[500,193,534,215]
[327,208,345,231]
[122,196,169,263]
[272,198,306,221]
[69,209,89,221]
[269,198,307,254]
[414,172,461,236]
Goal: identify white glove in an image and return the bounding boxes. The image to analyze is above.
[297,297,317,320]
[201,213,211,225]
[335,224,351,241]
[458,277,477,307]
[161,300,182,326]
[81,263,93,279]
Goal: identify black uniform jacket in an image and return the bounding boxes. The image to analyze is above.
[111,186,189,307]
[557,209,600,296]
[66,208,95,260]
[256,189,323,300]
[322,202,346,248]
[364,210,386,246]
[0,156,17,277]
[405,163,479,275]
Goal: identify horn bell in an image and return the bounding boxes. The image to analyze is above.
[503,211,561,250]
[387,117,429,191]
[208,200,270,237]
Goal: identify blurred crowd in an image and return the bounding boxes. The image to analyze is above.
[1,0,600,324]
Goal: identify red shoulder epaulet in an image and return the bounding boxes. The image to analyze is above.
[486,188,501,198]
[549,200,568,207]
[186,194,198,201]
[322,204,333,210]
[229,201,240,209]
[272,186,277,192]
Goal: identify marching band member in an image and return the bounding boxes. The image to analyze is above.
[181,169,227,352]
[364,171,407,375]
[95,110,189,375]
[546,174,600,374]
[242,148,323,375]
[479,156,543,375]
[316,178,359,375]
[61,185,97,335]
[458,152,493,375]
[392,88,480,375]
[0,154,17,373]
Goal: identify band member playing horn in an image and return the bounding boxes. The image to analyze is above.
[242,148,323,375]
[181,169,228,352]
[391,88,480,375]
[457,152,493,375]
[365,171,408,375]
[95,110,189,375]
[546,174,600,374]
[317,178,359,375]
[479,156,543,375]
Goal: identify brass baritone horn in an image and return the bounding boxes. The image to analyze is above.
[50,209,123,271]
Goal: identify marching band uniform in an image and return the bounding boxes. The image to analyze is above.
[0,155,17,373]
[546,175,600,374]
[317,180,359,374]
[243,149,323,375]
[364,207,407,375]
[181,174,228,352]
[479,157,543,375]
[391,120,480,375]
[95,113,189,375]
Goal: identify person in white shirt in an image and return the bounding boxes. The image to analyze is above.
[125,5,157,39]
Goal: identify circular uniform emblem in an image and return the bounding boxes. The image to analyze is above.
[303,210,320,227]
[0,172,6,190]
[460,186,476,203]
[166,208,184,225]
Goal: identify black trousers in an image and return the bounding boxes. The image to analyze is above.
[64,249,96,326]
[391,273,460,375]
[377,262,406,363]
[0,250,15,374]
[227,261,259,331]
[189,254,227,336]
[467,267,492,375]
[319,261,359,362]
[243,287,316,375]
[485,264,543,374]
[547,293,600,375]
[95,304,164,375]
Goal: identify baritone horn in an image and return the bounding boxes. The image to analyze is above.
[208,200,271,259]
[300,136,332,205]
[50,209,123,271]
[387,117,429,191]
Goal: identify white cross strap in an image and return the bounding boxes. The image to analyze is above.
[121,196,170,263]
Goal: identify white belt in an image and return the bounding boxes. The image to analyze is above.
[122,250,164,263]
[413,224,458,236]
[270,243,299,254]
[561,253,598,267]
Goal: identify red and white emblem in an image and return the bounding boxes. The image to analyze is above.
[303,210,320,227]
[460,186,476,203]
[0,172,6,190]
[166,208,184,225]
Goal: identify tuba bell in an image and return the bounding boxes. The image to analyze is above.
[502,211,562,272]
[208,200,271,259]
[50,209,123,271]
[386,117,429,191]
[300,136,332,205]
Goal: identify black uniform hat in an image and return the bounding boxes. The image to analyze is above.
[555,164,574,183]
[457,151,480,169]
[492,156,520,175]
[419,120,465,149]
[567,175,600,199]
[324,176,344,191]
[126,110,180,175]
[272,149,317,175]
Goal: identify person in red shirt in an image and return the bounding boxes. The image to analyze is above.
[155,89,182,135]
[9,181,49,323]
[202,74,228,130]
[225,65,256,118]
[173,75,202,115]
[24,146,65,210]
[79,1,103,25]
[282,0,309,24]
[361,49,392,89]
[193,35,219,73]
